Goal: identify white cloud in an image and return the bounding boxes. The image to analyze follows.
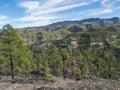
[0,15,9,28]
[19,0,98,15]
[15,0,98,27]
[42,0,65,9]
[0,15,8,21]
[101,0,120,8]
[16,14,56,22]
[101,0,114,8]
[18,1,40,12]
[88,9,112,16]
[13,20,52,28]
[31,2,93,15]
[67,8,113,19]
[0,15,8,25]
[73,0,120,17]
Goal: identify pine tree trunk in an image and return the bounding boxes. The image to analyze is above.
[63,61,65,79]
[10,54,14,80]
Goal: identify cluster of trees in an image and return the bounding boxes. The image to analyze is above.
[30,29,119,79]
[0,25,119,80]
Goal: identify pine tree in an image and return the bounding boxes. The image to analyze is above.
[48,46,63,76]
[61,48,69,78]
[0,24,32,80]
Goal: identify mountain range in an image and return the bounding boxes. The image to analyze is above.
[21,17,120,31]
[18,17,120,44]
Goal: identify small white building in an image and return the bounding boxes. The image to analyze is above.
[91,42,104,47]
[71,41,78,48]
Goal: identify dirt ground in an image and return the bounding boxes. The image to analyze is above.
[0,76,120,90]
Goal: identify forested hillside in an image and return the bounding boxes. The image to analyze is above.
[29,22,120,79]
[0,18,120,81]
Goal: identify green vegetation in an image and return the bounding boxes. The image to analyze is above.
[0,24,33,80]
[0,23,120,80]
[42,29,71,41]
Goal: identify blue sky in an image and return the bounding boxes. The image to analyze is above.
[0,0,120,28]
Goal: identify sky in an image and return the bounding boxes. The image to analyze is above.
[0,0,120,28]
